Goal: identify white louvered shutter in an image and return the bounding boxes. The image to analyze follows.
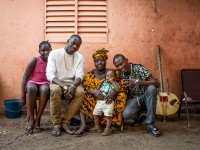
[45,0,108,43]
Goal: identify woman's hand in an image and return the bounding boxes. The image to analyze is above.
[87,90,105,100]
[105,91,116,104]
[105,98,113,104]
[94,90,105,100]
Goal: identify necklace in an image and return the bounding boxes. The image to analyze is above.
[129,64,133,79]
[64,52,74,71]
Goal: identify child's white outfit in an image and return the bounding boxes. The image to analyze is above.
[93,81,120,117]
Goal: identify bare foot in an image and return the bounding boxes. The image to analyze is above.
[74,125,87,135]
[34,117,41,128]
[74,125,89,137]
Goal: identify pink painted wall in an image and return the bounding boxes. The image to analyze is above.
[0,0,200,108]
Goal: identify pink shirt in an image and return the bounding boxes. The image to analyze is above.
[28,56,49,85]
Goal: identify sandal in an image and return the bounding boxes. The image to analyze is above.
[33,126,42,133]
[74,127,89,137]
[102,128,113,136]
[62,125,74,135]
[90,126,102,133]
[147,128,161,137]
[52,127,61,137]
[24,126,33,135]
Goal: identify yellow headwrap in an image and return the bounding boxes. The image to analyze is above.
[92,48,109,60]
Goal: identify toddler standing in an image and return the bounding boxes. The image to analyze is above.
[91,69,120,136]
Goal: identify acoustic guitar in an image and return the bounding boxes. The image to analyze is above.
[156,45,180,117]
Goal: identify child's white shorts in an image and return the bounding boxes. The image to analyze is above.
[93,100,114,117]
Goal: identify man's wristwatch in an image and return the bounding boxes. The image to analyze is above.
[134,79,139,86]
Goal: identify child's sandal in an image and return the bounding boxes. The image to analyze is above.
[90,126,102,133]
[102,128,113,136]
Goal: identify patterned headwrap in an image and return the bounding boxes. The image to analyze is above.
[92,48,109,60]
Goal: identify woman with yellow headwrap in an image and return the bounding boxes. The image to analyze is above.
[74,48,127,136]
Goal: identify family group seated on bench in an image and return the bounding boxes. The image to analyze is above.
[20,34,161,137]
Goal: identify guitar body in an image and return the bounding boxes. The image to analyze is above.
[156,92,180,116]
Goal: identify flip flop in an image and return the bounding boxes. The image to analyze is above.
[33,126,42,133]
[62,125,75,135]
[24,126,33,135]
[147,127,161,137]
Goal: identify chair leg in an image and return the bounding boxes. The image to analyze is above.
[178,103,182,118]
[184,92,190,128]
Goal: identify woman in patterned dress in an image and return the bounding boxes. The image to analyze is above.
[74,48,127,136]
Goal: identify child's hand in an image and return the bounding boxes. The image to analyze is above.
[109,77,115,83]
[20,97,26,106]
[100,79,105,84]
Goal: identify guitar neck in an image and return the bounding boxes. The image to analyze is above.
[156,45,164,92]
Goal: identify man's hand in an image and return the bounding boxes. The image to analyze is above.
[87,90,105,100]
[123,79,136,87]
[63,86,75,102]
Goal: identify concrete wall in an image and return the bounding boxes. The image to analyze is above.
[0,0,200,108]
